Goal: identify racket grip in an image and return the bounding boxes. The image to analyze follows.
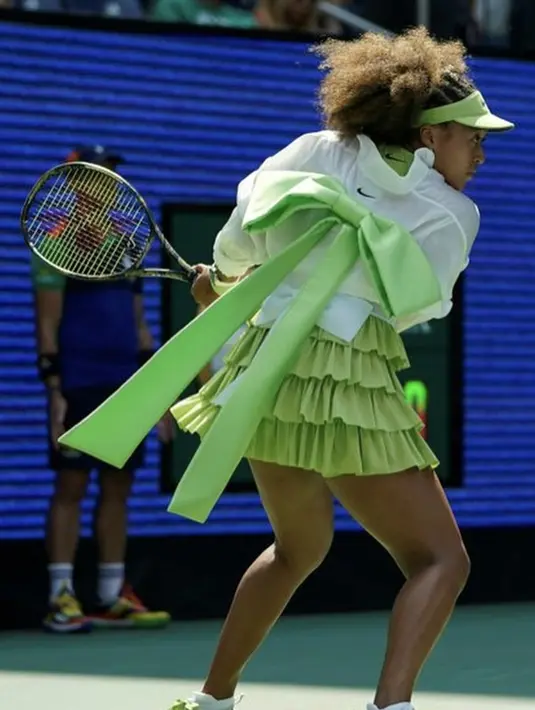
[185,267,197,284]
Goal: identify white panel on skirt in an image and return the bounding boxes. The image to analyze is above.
[212,290,392,408]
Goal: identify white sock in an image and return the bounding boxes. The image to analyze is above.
[189,692,235,709]
[367,703,414,710]
[48,563,74,601]
[97,563,125,605]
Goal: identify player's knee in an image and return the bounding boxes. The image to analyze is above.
[432,542,471,593]
[99,470,133,503]
[407,543,471,595]
[274,529,333,579]
[53,470,89,504]
[443,545,471,592]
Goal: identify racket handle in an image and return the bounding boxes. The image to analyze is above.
[185,267,197,284]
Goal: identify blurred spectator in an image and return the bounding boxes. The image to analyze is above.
[11,0,143,15]
[33,145,174,634]
[350,0,476,43]
[256,0,322,32]
[316,0,349,36]
[150,0,328,31]
[92,0,143,18]
[473,0,510,46]
[150,0,258,27]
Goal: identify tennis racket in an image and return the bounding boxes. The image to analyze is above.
[20,161,197,284]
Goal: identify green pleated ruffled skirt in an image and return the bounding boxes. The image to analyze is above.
[171,316,438,477]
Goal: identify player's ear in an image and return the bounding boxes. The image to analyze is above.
[419,125,436,150]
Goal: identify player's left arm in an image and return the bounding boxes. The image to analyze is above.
[133,280,154,352]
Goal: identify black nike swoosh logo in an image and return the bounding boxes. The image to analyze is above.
[357,187,376,199]
[385,152,406,163]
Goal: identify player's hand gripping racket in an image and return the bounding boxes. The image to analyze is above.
[21,161,196,284]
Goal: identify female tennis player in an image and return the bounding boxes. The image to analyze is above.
[169,27,513,710]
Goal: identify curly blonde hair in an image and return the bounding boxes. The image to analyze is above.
[313,27,476,145]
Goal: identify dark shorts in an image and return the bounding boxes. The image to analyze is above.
[49,386,146,473]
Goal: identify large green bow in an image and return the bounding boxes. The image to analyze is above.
[58,171,442,522]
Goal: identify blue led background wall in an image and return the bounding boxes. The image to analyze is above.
[0,17,532,537]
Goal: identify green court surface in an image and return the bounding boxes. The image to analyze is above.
[1,603,534,710]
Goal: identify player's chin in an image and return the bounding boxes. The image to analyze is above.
[448,174,471,192]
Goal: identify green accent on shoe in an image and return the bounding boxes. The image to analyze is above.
[170,701,199,710]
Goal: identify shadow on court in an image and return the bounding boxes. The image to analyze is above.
[0,604,534,699]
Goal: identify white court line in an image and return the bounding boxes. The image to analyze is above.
[0,672,534,710]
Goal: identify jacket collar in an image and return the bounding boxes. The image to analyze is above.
[357,134,436,195]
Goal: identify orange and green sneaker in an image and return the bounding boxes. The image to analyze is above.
[89,584,171,629]
[43,584,93,634]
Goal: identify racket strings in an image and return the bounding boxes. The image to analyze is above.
[37,171,114,274]
[25,164,152,278]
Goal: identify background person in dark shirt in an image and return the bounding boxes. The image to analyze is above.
[33,145,174,633]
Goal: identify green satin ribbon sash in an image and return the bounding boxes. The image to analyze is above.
[57,214,334,467]
[167,224,358,521]
[58,171,442,522]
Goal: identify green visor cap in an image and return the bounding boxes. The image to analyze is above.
[414,91,514,132]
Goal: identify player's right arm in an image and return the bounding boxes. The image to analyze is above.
[31,255,67,446]
[212,132,341,279]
